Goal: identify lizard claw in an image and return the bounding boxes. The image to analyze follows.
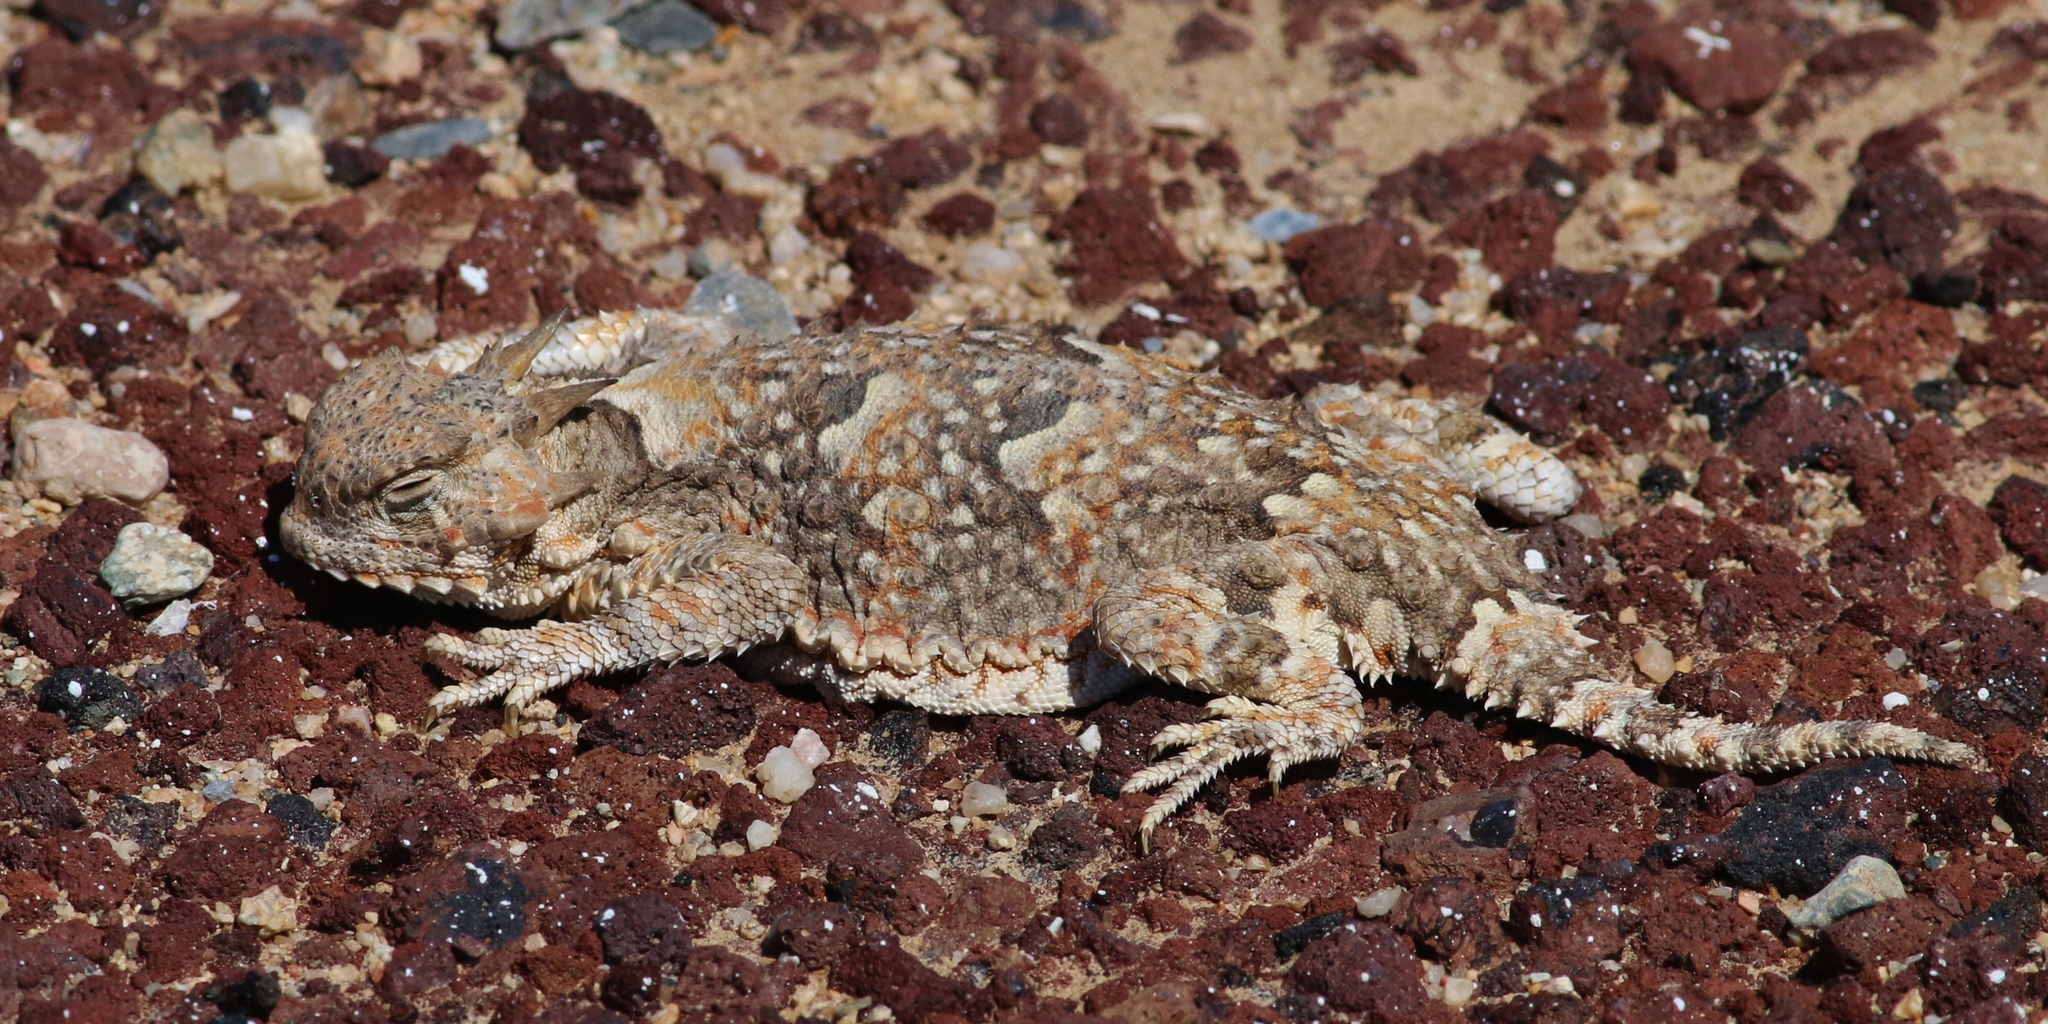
[419,618,616,723]
[1123,695,1362,849]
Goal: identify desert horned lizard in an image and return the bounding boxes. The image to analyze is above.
[280,310,1983,840]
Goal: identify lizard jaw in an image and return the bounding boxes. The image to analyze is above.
[315,562,572,618]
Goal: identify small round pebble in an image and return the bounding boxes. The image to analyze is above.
[787,727,831,767]
[135,109,220,197]
[683,269,799,341]
[1248,207,1322,244]
[1633,638,1676,684]
[1076,723,1102,754]
[959,781,1011,817]
[496,0,639,49]
[768,224,811,264]
[100,521,215,607]
[756,746,816,803]
[956,243,1026,286]
[744,819,779,851]
[1785,854,1905,930]
[1356,886,1404,918]
[223,126,326,201]
[353,29,423,87]
[373,118,493,162]
[1975,561,2024,611]
[1699,772,1756,816]
[237,886,298,934]
[1442,976,1476,1007]
[14,419,170,503]
[611,0,718,54]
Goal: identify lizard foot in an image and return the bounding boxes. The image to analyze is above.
[421,622,620,728]
[1122,694,1360,851]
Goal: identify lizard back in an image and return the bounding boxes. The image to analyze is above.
[600,323,1517,674]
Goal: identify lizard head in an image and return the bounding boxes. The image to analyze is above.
[279,312,615,616]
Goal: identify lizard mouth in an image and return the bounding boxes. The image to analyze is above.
[314,566,494,603]
[282,504,583,618]
[309,560,596,619]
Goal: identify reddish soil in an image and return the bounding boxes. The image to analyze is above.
[1,0,2047,1021]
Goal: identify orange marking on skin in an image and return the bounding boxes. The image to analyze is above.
[509,494,549,519]
[1057,528,1093,583]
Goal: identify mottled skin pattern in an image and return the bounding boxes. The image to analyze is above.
[281,313,1985,841]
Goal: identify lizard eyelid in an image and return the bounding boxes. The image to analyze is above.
[383,470,441,507]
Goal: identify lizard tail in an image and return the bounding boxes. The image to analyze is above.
[1534,678,1985,772]
[1448,590,1986,773]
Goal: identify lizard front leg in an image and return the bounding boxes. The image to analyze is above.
[422,535,808,726]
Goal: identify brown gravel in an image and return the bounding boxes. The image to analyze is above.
[2,0,2048,1021]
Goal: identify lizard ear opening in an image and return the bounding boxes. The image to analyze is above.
[479,308,571,382]
[519,378,617,444]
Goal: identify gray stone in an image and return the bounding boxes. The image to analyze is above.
[612,0,717,54]
[687,238,737,278]
[144,598,200,637]
[13,419,169,503]
[1355,886,1404,918]
[100,522,215,607]
[222,127,325,201]
[37,667,142,732]
[1785,854,1907,930]
[135,109,221,197]
[373,118,494,162]
[1248,207,1321,244]
[684,270,799,341]
[496,0,643,49]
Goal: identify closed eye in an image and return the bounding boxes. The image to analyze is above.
[383,471,440,508]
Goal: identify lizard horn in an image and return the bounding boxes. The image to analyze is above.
[519,378,617,444]
[479,308,571,381]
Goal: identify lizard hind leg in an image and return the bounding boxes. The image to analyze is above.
[1094,540,1367,844]
[1454,590,1987,773]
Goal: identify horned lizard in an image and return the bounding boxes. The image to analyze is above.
[280,310,1983,840]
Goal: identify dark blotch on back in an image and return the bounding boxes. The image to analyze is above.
[999,389,1069,441]
[810,368,881,430]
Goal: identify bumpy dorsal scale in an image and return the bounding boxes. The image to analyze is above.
[281,311,1983,842]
